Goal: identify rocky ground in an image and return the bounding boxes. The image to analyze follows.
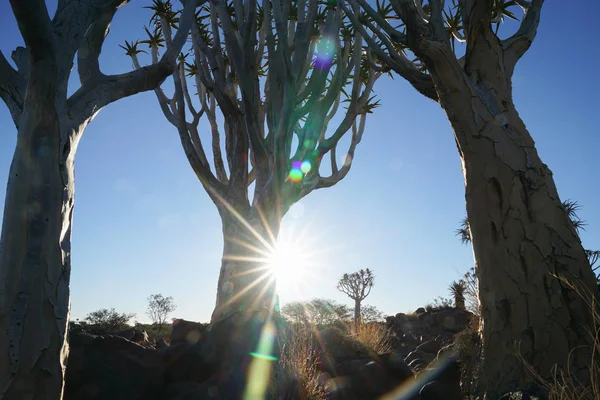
[64,308,535,400]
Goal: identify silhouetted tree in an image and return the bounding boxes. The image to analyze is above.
[337,268,375,329]
[147,294,177,332]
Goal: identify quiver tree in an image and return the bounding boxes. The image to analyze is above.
[125,0,380,326]
[342,0,600,395]
[448,280,466,310]
[336,268,374,329]
[0,1,200,398]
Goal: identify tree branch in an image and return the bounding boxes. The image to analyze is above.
[77,2,122,86]
[68,0,201,125]
[501,0,544,77]
[9,0,54,62]
[341,0,438,101]
[0,51,25,127]
[458,0,497,69]
[173,67,226,198]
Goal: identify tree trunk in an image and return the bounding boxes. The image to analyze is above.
[198,209,282,398]
[211,211,281,323]
[0,92,80,398]
[354,299,361,332]
[432,57,598,397]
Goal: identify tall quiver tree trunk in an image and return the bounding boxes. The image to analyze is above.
[0,1,198,398]
[212,206,281,322]
[343,0,599,397]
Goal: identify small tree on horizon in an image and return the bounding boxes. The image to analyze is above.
[147,294,177,332]
[336,268,375,330]
[85,308,136,333]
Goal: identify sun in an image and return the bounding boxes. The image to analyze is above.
[267,239,310,288]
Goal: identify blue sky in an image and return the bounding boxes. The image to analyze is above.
[1,1,599,324]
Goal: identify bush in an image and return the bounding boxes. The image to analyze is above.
[84,308,135,332]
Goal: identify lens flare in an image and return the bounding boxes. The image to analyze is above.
[314,36,335,70]
[301,160,312,174]
[244,320,278,400]
[288,168,303,183]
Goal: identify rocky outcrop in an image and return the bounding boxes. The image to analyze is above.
[171,319,208,345]
[64,331,165,400]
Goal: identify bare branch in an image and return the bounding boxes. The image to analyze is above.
[0,51,25,127]
[172,66,226,198]
[502,0,544,77]
[459,0,497,67]
[9,0,54,62]
[207,94,229,183]
[341,0,438,101]
[77,3,122,86]
[69,0,201,125]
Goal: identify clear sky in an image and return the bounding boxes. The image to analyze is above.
[1,1,599,324]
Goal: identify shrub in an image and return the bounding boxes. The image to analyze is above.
[276,323,327,400]
[352,322,394,354]
[84,308,135,332]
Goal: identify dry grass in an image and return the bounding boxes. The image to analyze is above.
[352,322,394,354]
[277,323,327,400]
[518,275,600,400]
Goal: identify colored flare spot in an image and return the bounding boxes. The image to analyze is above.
[314,37,335,70]
[301,160,312,174]
[288,169,303,183]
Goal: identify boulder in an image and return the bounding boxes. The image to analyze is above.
[435,309,471,333]
[377,351,414,382]
[171,319,208,345]
[414,307,426,315]
[65,331,165,400]
[416,339,441,355]
[419,380,462,400]
[113,327,150,346]
[161,342,216,384]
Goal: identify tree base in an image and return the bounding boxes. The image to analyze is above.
[197,311,282,399]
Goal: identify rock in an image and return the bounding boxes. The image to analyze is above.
[161,342,216,384]
[113,328,150,346]
[315,326,372,372]
[435,309,472,333]
[497,391,538,400]
[346,361,400,399]
[65,331,165,400]
[377,351,414,381]
[163,382,204,400]
[155,337,168,349]
[171,319,208,345]
[405,350,435,366]
[328,358,369,376]
[419,380,462,400]
[415,307,426,314]
[417,339,441,355]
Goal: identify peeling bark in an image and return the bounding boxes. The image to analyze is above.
[429,43,598,397]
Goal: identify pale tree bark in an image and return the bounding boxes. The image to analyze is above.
[345,0,599,397]
[0,1,200,399]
